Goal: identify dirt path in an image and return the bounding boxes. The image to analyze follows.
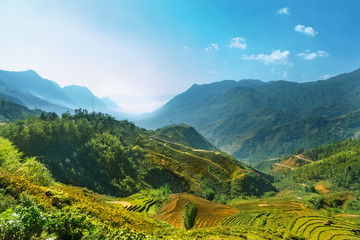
[106,201,132,208]
[274,163,294,170]
[294,154,313,162]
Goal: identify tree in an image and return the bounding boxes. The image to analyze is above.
[183,202,198,230]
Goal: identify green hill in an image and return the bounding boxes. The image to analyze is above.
[150,123,218,151]
[255,138,360,192]
[0,110,275,199]
[292,139,360,191]
[0,98,41,123]
[139,68,360,163]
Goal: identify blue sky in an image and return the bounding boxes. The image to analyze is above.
[0,0,359,114]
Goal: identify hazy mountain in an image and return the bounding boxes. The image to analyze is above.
[0,70,122,116]
[138,68,360,163]
[62,85,107,111]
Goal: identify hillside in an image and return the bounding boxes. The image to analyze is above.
[0,98,41,122]
[0,70,122,116]
[0,110,275,199]
[138,68,360,163]
[150,123,218,151]
[255,138,360,192]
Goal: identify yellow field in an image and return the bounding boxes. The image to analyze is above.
[154,193,239,228]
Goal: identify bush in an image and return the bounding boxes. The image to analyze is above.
[304,185,317,193]
[183,203,198,230]
[345,198,360,214]
[0,206,47,240]
[46,211,95,240]
[203,188,215,201]
[262,191,276,197]
[306,196,325,210]
[213,194,228,204]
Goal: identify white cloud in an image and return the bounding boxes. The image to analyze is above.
[229,37,247,49]
[183,45,190,50]
[242,49,292,66]
[277,7,290,15]
[282,71,288,78]
[319,74,334,80]
[297,50,329,60]
[205,43,219,52]
[295,25,318,37]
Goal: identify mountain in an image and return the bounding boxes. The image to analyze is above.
[0,70,72,105]
[138,68,360,163]
[0,111,275,198]
[0,69,122,116]
[62,85,107,110]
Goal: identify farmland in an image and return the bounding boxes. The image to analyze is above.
[290,216,360,240]
[154,193,239,228]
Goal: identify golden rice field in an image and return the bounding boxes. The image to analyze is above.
[289,216,360,240]
[154,193,239,229]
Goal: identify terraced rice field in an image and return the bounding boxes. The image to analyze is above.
[222,211,268,227]
[108,198,156,213]
[290,216,360,240]
[154,193,239,228]
[125,198,156,213]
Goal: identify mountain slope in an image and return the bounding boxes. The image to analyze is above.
[0,70,73,105]
[0,111,275,198]
[139,68,360,163]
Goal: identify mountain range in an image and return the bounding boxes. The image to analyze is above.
[1,68,360,165]
[138,68,360,164]
[0,70,121,116]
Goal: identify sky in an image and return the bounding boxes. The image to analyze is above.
[0,0,359,114]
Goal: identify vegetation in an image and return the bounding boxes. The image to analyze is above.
[0,110,275,200]
[183,202,198,230]
[292,139,360,191]
[151,123,218,151]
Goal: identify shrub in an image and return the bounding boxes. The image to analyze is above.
[183,202,198,230]
[262,191,276,197]
[203,188,215,201]
[213,194,228,204]
[306,196,325,210]
[17,157,54,187]
[345,198,360,214]
[303,185,317,193]
[46,211,95,240]
[0,206,47,240]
